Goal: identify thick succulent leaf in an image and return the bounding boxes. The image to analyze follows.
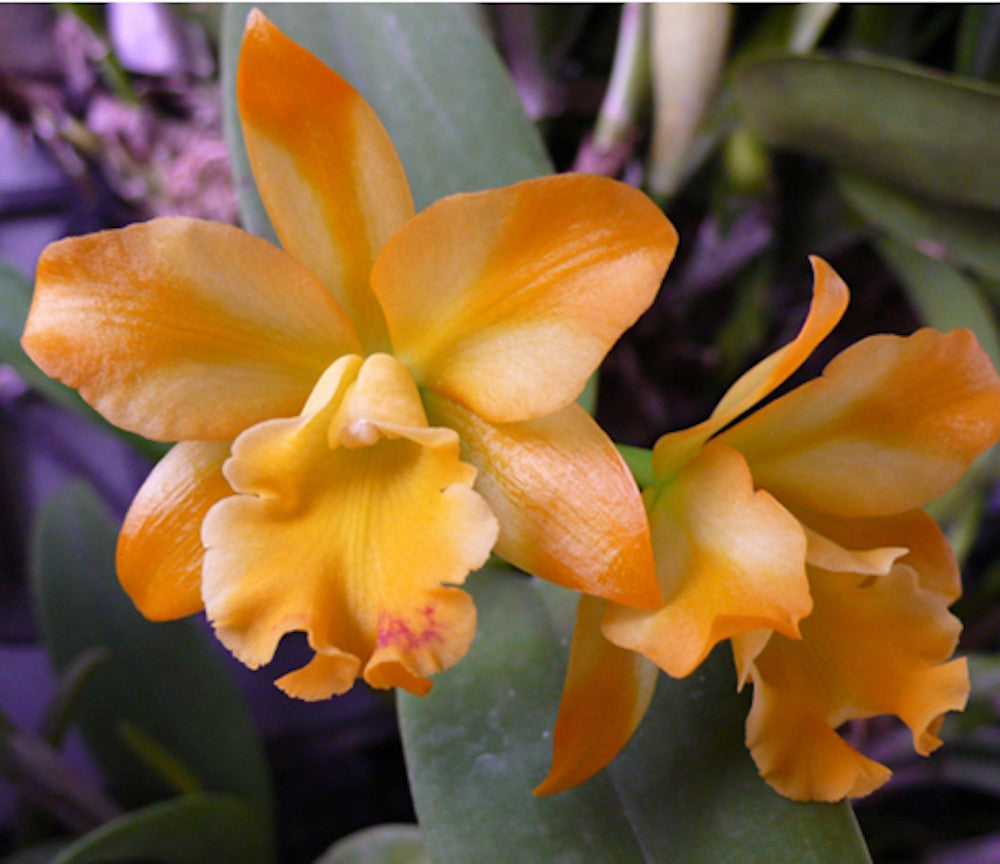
[607,647,873,862]
[0,842,68,864]
[838,172,1000,285]
[221,3,552,237]
[399,568,871,863]
[314,824,430,864]
[399,567,648,863]
[875,237,1000,371]
[734,54,1000,211]
[29,481,274,821]
[50,793,273,864]
[955,6,1000,82]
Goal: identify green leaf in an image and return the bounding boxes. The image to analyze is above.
[955,5,1000,82]
[400,568,647,862]
[606,650,871,863]
[51,793,273,864]
[0,842,68,864]
[220,2,552,238]
[315,824,430,864]
[873,236,1000,371]
[837,172,1000,284]
[0,709,120,833]
[29,482,274,826]
[733,54,1000,212]
[39,647,109,748]
[399,568,870,863]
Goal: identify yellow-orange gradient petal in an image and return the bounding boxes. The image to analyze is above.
[603,442,811,678]
[722,327,1000,518]
[23,218,359,441]
[652,257,848,477]
[200,353,498,699]
[375,173,677,423]
[801,525,907,580]
[425,391,661,609]
[238,10,414,350]
[117,441,232,621]
[738,564,969,801]
[534,595,658,796]
[796,506,961,601]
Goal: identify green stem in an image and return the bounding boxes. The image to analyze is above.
[618,444,656,490]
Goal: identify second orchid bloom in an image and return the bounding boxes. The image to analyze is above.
[541,257,1000,802]
[22,12,676,698]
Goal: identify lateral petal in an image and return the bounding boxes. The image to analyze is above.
[797,507,961,601]
[201,354,498,698]
[653,257,848,477]
[603,442,811,678]
[721,328,1000,517]
[237,10,413,349]
[801,525,907,578]
[375,174,677,422]
[425,391,661,609]
[23,218,359,441]
[117,441,232,620]
[739,564,969,801]
[534,595,658,796]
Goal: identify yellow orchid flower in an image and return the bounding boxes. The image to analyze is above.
[21,11,676,700]
[539,257,1000,801]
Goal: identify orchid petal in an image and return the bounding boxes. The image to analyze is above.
[721,327,1000,517]
[652,257,848,477]
[117,441,232,620]
[737,565,968,801]
[375,174,677,423]
[237,10,413,350]
[603,442,811,678]
[201,354,497,698]
[802,525,907,578]
[534,595,658,796]
[23,218,359,441]
[425,391,661,608]
[796,506,962,601]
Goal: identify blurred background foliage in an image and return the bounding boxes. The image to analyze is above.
[1,3,1000,863]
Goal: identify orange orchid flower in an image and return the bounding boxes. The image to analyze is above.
[21,11,676,699]
[539,257,1000,801]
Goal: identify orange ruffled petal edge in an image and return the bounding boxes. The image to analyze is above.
[198,354,498,698]
[735,562,969,801]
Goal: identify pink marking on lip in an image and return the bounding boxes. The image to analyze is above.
[376,605,445,650]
